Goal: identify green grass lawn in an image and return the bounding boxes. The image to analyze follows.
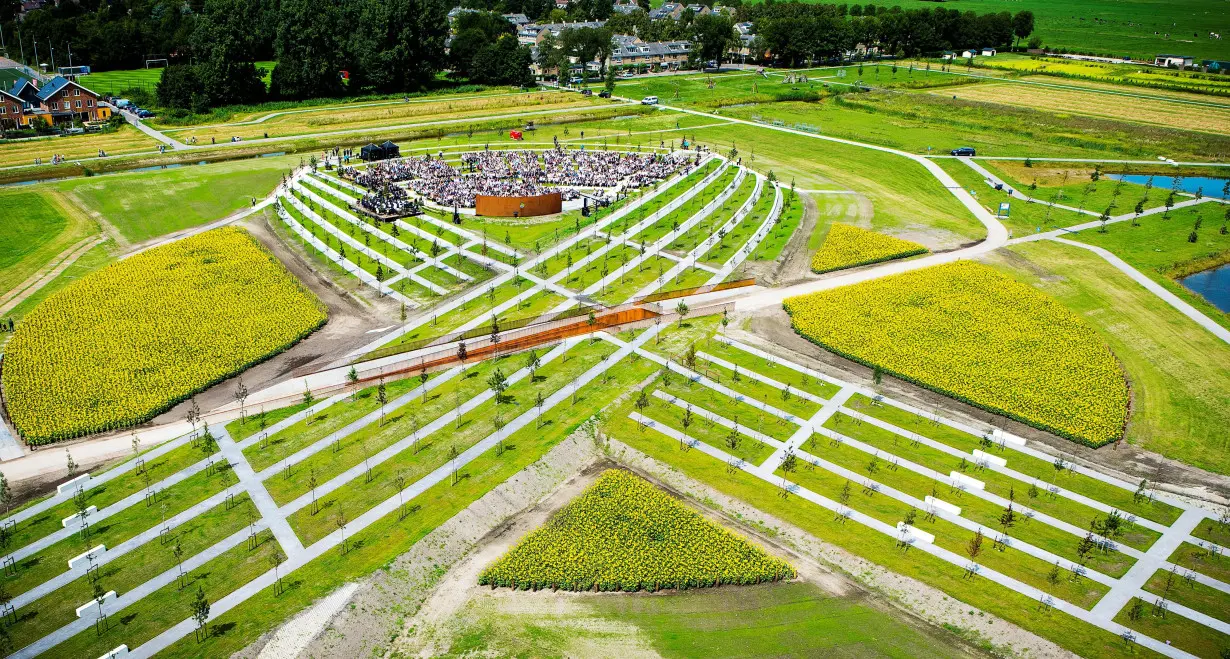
[604,397,1152,659]
[988,242,1230,475]
[1065,205,1230,330]
[58,155,298,243]
[0,187,98,299]
[846,392,1183,526]
[704,189,772,266]
[1112,596,1229,658]
[1142,568,1230,624]
[160,339,661,658]
[936,158,1091,237]
[440,580,969,658]
[666,172,756,253]
[6,459,237,600]
[705,339,842,400]
[1168,542,1230,584]
[4,239,115,327]
[286,340,617,544]
[692,123,986,249]
[55,528,279,658]
[3,496,256,651]
[4,440,214,559]
[750,190,804,261]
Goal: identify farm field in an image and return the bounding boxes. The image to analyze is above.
[0,124,160,169]
[963,54,1230,95]
[938,80,1230,135]
[784,261,1129,447]
[856,0,1227,61]
[718,93,1230,161]
[2,227,326,443]
[3,57,1230,659]
[156,92,606,144]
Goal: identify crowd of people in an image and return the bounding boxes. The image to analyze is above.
[342,148,687,209]
[358,184,419,217]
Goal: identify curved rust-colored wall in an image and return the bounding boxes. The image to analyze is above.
[475,192,562,217]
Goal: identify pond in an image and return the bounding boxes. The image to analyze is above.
[1106,174,1230,200]
[1180,262,1230,313]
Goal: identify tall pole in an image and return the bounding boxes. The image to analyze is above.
[33,40,39,73]
[49,40,56,72]
[18,31,24,67]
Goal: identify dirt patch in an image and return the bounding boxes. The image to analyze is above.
[740,313,1230,506]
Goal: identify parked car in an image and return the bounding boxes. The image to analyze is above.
[580,89,593,96]
[951,146,976,156]
[598,90,611,98]
[137,109,155,119]
[642,95,659,105]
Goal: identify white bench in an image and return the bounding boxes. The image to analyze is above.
[57,474,91,496]
[949,472,985,491]
[924,495,962,516]
[972,450,1007,468]
[62,506,97,528]
[895,522,936,545]
[68,545,106,571]
[75,591,116,619]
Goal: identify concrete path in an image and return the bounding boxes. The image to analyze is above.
[1048,237,1230,344]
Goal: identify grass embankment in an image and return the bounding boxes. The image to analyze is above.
[603,409,1153,659]
[0,188,98,299]
[58,154,297,243]
[990,242,1230,475]
[159,341,660,657]
[1066,205,1230,330]
[704,185,774,266]
[3,496,257,650]
[285,340,618,543]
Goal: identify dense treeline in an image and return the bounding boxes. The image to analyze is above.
[5,0,1031,109]
[746,3,1034,63]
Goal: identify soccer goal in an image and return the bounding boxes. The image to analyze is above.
[145,58,169,69]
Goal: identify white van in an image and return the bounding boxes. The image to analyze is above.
[641,96,659,105]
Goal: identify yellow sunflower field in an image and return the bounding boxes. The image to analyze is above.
[3,227,327,444]
[811,223,928,273]
[785,261,1128,447]
[479,469,794,592]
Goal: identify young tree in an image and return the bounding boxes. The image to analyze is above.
[449,445,461,485]
[0,470,12,514]
[778,449,798,497]
[302,381,315,408]
[419,368,430,402]
[836,480,852,521]
[234,378,249,423]
[347,367,360,401]
[525,350,541,381]
[66,449,78,479]
[193,585,210,641]
[269,548,287,595]
[681,405,694,445]
[634,390,651,430]
[487,368,508,403]
[173,537,186,589]
[725,421,741,451]
[377,380,388,426]
[675,301,689,327]
[335,507,348,553]
[965,529,984,577]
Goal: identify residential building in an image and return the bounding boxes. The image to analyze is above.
[503,13,531,27]
[609,37,692,70]
[0,88,30,129]
[522,20,607,45]
[612,1,642,15]
[980,47,996,56]
[649,3,683,20]
[35,76,111,124]
[1154,54,1193,68]
[1200,59,1230,72]
[684,4,711,16]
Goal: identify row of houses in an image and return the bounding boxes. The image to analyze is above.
[0,75,110,130]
